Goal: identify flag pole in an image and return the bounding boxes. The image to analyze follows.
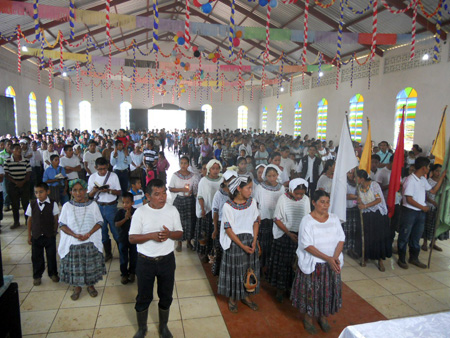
[428,107,449,268]
[358,116,369,267]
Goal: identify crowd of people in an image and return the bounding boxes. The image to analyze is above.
[0,126,447,336]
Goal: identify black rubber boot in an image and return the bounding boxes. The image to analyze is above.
[159,307,173,338]
[408,249,427,268]
[133,309,148,338]
[397,251,408,269]
[104,239,113,262]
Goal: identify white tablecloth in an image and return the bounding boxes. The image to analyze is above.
[339,312,450,338]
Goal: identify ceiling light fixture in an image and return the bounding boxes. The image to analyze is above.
[422,53,429,61]
[280,87,284,92]
[62,72,67,77]
[21,46,28,52]
[318,71,324,77]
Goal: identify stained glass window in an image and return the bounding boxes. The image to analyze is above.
[237,105,248,130]
[58,99,64,129]
[5,86,18,135]
[317,98,328,140]
[79,101,92,131]
[349,94,364,142]
[120,101,132,129]
[294,101,302,137]
[276,104,283,134]
[262,106,267,131]
[201,104,212,131]
[29,92,38,133]
[46,96,52,130]
[394,87,417,150]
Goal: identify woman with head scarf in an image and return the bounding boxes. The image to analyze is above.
[253,164,285,276]
[268,179,310,303]
[58,179,106,301]
[194,159,223,262]
[218,176,260,313]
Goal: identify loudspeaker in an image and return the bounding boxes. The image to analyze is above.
[129,109,148,131]
[0,96,15,136]
[186,110,204,130]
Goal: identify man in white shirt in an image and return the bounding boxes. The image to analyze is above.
[30,141,43,187]
[280,146,295,180]
[296,145,323,197]
[87,157,121,261]
[42,143,58,170]
[238,137,252,157]
[59,145,81,182]
[398,157,446,269]
[129,179,182,338]
[83,140,102,176]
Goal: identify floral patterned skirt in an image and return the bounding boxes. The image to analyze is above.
[290,263,342,318]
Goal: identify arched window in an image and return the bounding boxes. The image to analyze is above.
[79,101,92,131]
[120,101,132,129]
[317,98,328,140]
[46,96,52,130]
[58,99,64,129]
[29,92,38,133]
[237,105,248,130]
[394,87,417,150]
[201,104,212,131]
[294,101,302,137]
[349,94,364,142]
[5,86,18,135]
[276,104,283,134]
[262,106,267,131]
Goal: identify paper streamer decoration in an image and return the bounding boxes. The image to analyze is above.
[17,28,21,73]
[229,0,236,58]
[153,0,159,52]
[434,5,442,63]
[184,0,190,50]
[69,0,75,39]
[33,0,40,41]
[411,0,417,60]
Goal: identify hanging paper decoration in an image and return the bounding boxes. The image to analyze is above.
[76,61,80,91]
[33,0,40,41]
[229,0,236,58]
[184,0,191,50]
[48,58,53,89]
[153,0,160,52]
[106,0,112,78]
[418,0,443,18]
[314,0,336,8]
[69,0,75,39]
[17,28,21,73]
[433,5,442,63]
[410,0,417,60]
[59,31,64,70]
[302,0,309,84]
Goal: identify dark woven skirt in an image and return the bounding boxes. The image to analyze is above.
[194,212,213,255]
[342,207,362,256]
[173,195,196,241]
[423,208,450,241]
[218,233,260,300]
[211,222,223,276]
[290,263,342,318]
[59,242,106,287]
[362,210,392,260]
[258,219,274,269]
[49,185,62,203]
[267,232,298,291]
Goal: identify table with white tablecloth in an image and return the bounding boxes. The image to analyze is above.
[339,311,450,338]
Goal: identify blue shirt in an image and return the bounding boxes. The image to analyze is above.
[214,148,222,161]
[131,133,141,143]
[43,166,67,187]
[110,150,131,170]
[130,188,145,208]
[376,151,392,164]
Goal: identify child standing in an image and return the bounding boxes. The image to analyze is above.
[43,155,69,205]
[156,151,170,184]
[211,170,236,275]
[146,163,156,186]
[253,164,285,277]
[218,176,260,313]
[129,177,146,209]
[195,159,223,262]
[114,192,138,285]
[26,182,60,286]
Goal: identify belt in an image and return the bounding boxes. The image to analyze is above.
[138,252,171,262]
[97,200,118,206]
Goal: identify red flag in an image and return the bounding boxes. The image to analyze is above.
[388,106,405,218]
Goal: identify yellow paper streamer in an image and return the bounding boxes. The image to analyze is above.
[75,9,136,29]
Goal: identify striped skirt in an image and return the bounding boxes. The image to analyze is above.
[218,233,260,300]
[290,263,342,318]
[362,210,393,260]
[173,195,196,241]
[423,208,450,241]
[267,232,298,291]
[59,242,106,287]
[211,222,223,276]
[258,219,274,269]
[342,207,362,256]
[194,212,214,255]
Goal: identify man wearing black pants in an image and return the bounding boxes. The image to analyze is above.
[296,145,323,198]
[129,179,183,338]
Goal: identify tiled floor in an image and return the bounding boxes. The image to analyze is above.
[2,150,450,337]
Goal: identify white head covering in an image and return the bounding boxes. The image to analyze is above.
[289,178,309,192]
[206,159,223,175]
[223,170,238,181]
[255,164,266,171]
[262,164,282,183]
[228,176,249,194]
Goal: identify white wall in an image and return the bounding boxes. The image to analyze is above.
[64,70,261,131]
[0,48,66,134]
[260,41,450,151]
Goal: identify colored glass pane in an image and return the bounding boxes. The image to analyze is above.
[294,101,302,137]
[394,88,417,150]
[317,98,328,140]
[349,94,364,142]
[276,104,283,134]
